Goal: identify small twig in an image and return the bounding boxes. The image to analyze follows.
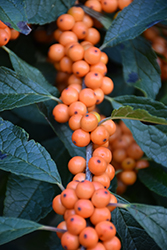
[41,225,67,233]
[107,203,127,209]
[57,182,65,191]
[85,142,93,181]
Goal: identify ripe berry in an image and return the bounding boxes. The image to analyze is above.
[126,142,144,160]
[119,170,137,185]
[66,214,86,235]
[68,73,82,85]
[101,0,118,13]
[88,156,107,176]
[0,20,7,29]
[52,104,69,123]
[100,51,108,64]
[90,207,111,225]
[52,194,66,215]
[94,88,104,104]
[105,164,115,181]
[64,209,76,220]
[107,193,118,212]
[100,76,114,95]
[61,231,80,250]
[84,71,103,89]
[60,56,73,74]
[95,221,116,241]
[79,88,97,107]
[0,28,10,46]
[80,113,98,132]
[69,101,87,116]
[72,21,88,40]
[91,188,111,208]
[67,43,84,61]
[76,180,95,199]
[101,119,116,136]
[66,180,80,190]
[68,6,85,22]
[61,87,78,105]
[121,157,136,170]
[85,0,102,12]
[72,128,90,147]
[79,227,98,248]
[74,199,94,218]
[93,173,111,189]
[85,27,101,45]
[118,0,132,10]
[68,156,86,175]
[61,188,78,209]
[135,159,149,170]
[84,46,101,65]
[68,114,82,131]
[90,125,109,145]
[103,236,121,250]
[73,172,86,182]
[93,147,112,163]
[56,221,67,239]
[83,14,94,28]
[59,31,78,46]
[57,14,75,31]
[72,60,90,77]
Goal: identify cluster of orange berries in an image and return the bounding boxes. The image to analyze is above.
[107,120,149,194]
[0,20,20,47]
[84,0,133,14]
[143,26,167,80]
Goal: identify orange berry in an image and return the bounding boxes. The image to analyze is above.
[90,207,111,225]
[57,14,75,31]
[68,6,85,21]
[92,181,104,190]
[93,147,112,163]
[0,28,10,46]
[73,172,86,182]
[94,88,104,104]
[68,114,82,131]
[61,231,80,250]
[112,148,127,162]
[87,242,106,250]
[135,159,149,170]
[91,125,109,145]
[66,180,80,190]
[79,88,97,107]
[103,236,121,250]
[53,29,63,42]
[72,21,88,40]
[65,41,78,56]
[101,119,116,136]
[67,43,84,61]
[100,76,114,94]
[101,0,118,13]
[69,101,87,116]
[69,83,82,93]
[100,51,108,64]
[116,179,127,195]
[80,113,98,132]
[66,214,87,235]
[91,188,111,208]
[52,104,69,123]
[68,74,82,85]
[72,60,90,77]
[10,29,20,40]
[61,87,78,105]
[121,157,136,170]
[83,14,94,28]
[95,221,116,241]
[52,194,66,215]
[84,46,101,65]
[85,0,102,12]
[56,221,67,239]
[93,173,111,189]
[64,209,76,221]
[88,156,107,176]
[119,170,137,185]
[90,61,107,76]
[84,71,103,89]
[59,31,78,46]
[74,199,94,218]
[84,27,101,45]
[90,111,101,122]
[76,180,95,199]
[0,20,7,29]
[72,128,90,147]
[68,156,86,175]
[118,0,132,10]
[61,188,78,209]
[107,193,118,212]
[48,43,65,62]
[79,227,98,248]
[105,163,115,180]
[126,142,144,160]
[60,56,73,74]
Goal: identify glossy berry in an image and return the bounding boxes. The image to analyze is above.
[79,227,98,248]
[59,31,78,46]
[61,231,80,250]
[87,242,106,250]
[107,193,118,212]
[103,236,121,250]
[112,148,127,163]
[83,14,94,28]
[84,71,103,89]
[126,142,144,160]
[57,14,75,31]
[100,51,108,64]
[94,88,105,104]
[95,221,116,241]
[101,0,118,13]
[72,128,90,147]
[76,180,95,199]
[91,188,111,208]
[60,56,73,74]
[52,194,66,215]
[105,164,115,181]
[52,104,69,123]
[74,199,94,218]
[10,29,20,40]
[92,181,104,191]
[61,87,78,105]
[53,29,63,42]
[121,157,136,170]
[68,156,86,175]
[93,147,112,164]
[60,188,78,209]
[68,6,85,21]
[118,0,132,10]
[73,172,86,182]
[116,179,127,195]
[69,101,87,116]
[85,27,101,45]
[93,173,111,189]
[88,156,107,176]
[90,125,109,145]
[84,46,101,65]
[79,88,97,107]
[90,207,111,225]
[68,73,82,85]
[66,214,86,235]
[100,76,114,95]
[68,114,82,131]
[90,61,107,76]
[66,180,80,190]
[135,159,149,170]
[0,20,7,29]
[101,119,116,136]
[67,43,84,61]
[72,21,88,40]
[64,209,76,221]
[0,28,10,46]
[119,170,137,185]
[56,221,67,239]
[80,113,98,132]
[72,60,90,77]
[85,0,102,12]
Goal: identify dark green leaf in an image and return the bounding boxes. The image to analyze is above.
[0,67,58,112]
[101,0,167,49]
[0,1,31,34]
[112,196,160,250]
[37,101,86,158]
[120,37,161,99]
[138,167,167,198]
[3,174,56,221]
[0,117,62,185]
[0,216,41,245]
[25,0,75,25]
[126,203,167,249]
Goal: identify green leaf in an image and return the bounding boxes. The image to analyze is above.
[101,0,167,49]
[0,67,59,112]
[3,174,56,221]
[0,216,41,245]
[126,203,167,249]
[0,1,31,34]
[120,37,161,99]
[25,0,75,25]
[108,105,167,125]
[112,196,160,250]
[3,47,59,96]
[0,117,62,185]
[37,101,86,158]
[138,167,167,198]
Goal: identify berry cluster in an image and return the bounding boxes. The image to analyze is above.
[108,120,149,194]
[0,20,20,47]
[144,26,167,80]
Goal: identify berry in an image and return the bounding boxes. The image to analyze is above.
[91,188,111,208]
[52,104,69,123]
[68,156,86,175]
[52,194,66,215]
[93,147,112,163]
[72,21,88,39]
[61,87,78,105]
[61,231,80,250]
[72,60,90,77]
[119,170,137,185]
[88,156,107,176]
[91,125,109,145]
[66,214,86,235]
[61,188,78,209]
[74,199,94,218]
[56,221,67,239]
[79,227,98,248]
[57,14,75,31]
[80,113,98,132]
[72,128,91,147]
[84,71,103,89]
[68,6,85,22]
[95,221,116,241]
[69,101,87,116]
[68,114,82,131]
[84,46,101,65]
[79,88,97,107]
[75,180,95,199]
[90,207,111,225]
